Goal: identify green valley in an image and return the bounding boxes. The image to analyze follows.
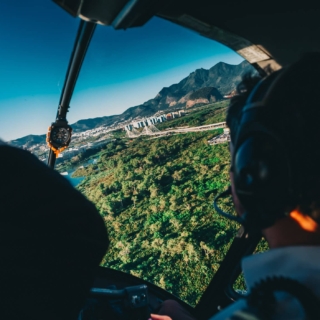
[70,102,245,306]
[57,100,268,305]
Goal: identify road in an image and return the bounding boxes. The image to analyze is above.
[127,122,227,138]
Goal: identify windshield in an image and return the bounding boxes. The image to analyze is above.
[59,19,254,306]
[0,1,255,307]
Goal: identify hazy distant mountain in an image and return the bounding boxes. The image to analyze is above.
[10,134,46,148]
[10,60,255,145]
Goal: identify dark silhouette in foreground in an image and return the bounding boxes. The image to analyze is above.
[0,144,109,320]
[153,53,320,319]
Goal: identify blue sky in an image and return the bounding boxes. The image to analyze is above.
[0,1,243,141]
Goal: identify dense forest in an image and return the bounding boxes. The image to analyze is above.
[67,102,267,306]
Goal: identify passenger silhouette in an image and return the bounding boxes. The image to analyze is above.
[0,144,109,320]
[152,53,320,319]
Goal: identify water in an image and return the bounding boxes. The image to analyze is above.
[65,174,85,187]
[87,158,97,165]
[62,157,98,187]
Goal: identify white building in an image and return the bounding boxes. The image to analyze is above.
[208,128,230,145]
[145,117,158,125]
[125,124,133,131]
[132,121,145,128]
[128,114,167,130]
[156,115,166,123]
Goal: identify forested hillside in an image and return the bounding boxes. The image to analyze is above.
[70,104,236,305]
[77,131,237,305]
[71,102,267,306]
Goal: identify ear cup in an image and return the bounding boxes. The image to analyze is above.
[230,67,296,229]
[231,54,320,230]
[234,133,291,229]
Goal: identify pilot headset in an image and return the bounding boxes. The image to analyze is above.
[230,54,320,231]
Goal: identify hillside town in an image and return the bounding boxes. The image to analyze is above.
[20,110,187,161]
[124,110,185,131]
[13,106,230,163]
[7,59,251,164]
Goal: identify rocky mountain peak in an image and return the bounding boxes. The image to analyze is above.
[10,60,256,144]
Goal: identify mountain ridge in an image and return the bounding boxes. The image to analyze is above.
[9,60,255,146]
[69,60,254,132]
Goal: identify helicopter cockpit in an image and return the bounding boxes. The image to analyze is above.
[2,0,320,319]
